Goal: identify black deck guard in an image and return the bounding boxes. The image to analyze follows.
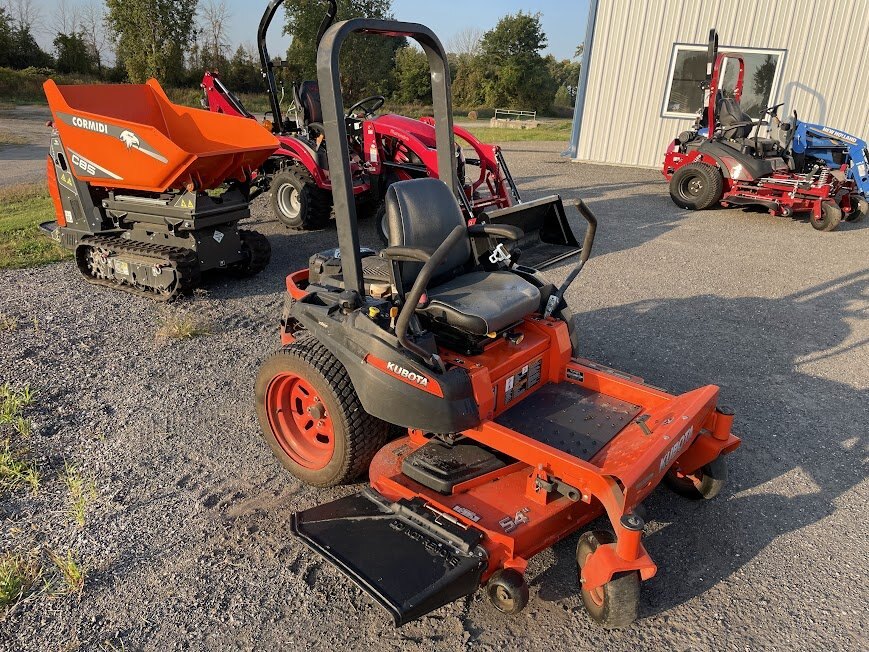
[486,195,582,269]
[291,488,487,625]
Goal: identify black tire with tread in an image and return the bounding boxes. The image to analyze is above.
[254,334,389,487]
[576,530,640,629]
[669,162,724,210]
[810,200,842,231]
[375,201,389,246]
[486,568,529,615]
[664,455,728,500]
[846,194,867,222]
[270,166,331,230]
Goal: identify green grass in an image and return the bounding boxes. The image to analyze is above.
[0,183,71,269]
[62,462,97,527]
[461,120,573,142]
[46,549,85,596]
[0,552,42,609]
[155,305,215,341]
[0,384,40,493]
[0,129,28,147]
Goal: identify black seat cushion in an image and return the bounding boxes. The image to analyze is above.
[421,270,540,335]
[386,178,470,289]
[298,81,323,126]
[385,179,540,335]
[717,95,752,139]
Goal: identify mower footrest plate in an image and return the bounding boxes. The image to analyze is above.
[291,488,487,625]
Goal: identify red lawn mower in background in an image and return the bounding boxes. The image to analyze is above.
[203,0,582,268]
[662,30,860,231]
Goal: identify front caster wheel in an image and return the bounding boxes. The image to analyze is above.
[576,530,640,629]
[664,455,728,500]
[486,569,529,615]
[810,200,842,231]
[846,194,867,222]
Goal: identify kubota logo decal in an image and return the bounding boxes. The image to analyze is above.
[659,427,693,472]
[386,361,429,387]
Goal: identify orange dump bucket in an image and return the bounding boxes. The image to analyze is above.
[44,79,279,192]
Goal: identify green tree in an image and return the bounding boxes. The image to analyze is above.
[54,32,96,75]
[392,46,430,104]
[477,12,558,112]
[282,0,403,100]
[0,8,12,68]
[8,25,53,69]
[105,0,199,84]
[226,45,261,93]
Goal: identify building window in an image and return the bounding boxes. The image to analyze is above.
[663,44,784,119]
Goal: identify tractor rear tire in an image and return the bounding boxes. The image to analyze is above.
[669,162,724,210]
[270,167,332,231]
[576,530,640,629]
[375,202,389,246]
[664,455,728,500]
[810,200,842,231]
[254,334,390,487]
[846,194,867,222]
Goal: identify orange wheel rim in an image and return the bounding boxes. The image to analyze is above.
[266,373,335,469]
[582,551,605,607]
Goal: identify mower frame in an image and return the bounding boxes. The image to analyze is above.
[259,16,741,627]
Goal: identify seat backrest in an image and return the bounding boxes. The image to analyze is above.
[716,94,752,139]
[386,178,470,289]
[297,81,323,126]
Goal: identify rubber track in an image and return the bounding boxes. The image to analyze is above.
[277,332,390,485]
[237,229,271,276]
[76,234,200,301]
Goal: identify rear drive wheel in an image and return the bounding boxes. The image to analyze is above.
[270,167,331,230]
[664,455,728,500]
[845,194,867,222]
[810,200,842,231]
[254,334,389,486]
[576,530,640,629]
[669,162,724,210]
[486,569,529,615]
[375,202,389,246]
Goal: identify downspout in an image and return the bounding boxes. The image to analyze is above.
[562,0,599,159]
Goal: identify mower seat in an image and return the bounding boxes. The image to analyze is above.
[385,179,540,336]
[717,95,753,140]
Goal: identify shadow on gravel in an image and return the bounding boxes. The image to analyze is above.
[529,269,867,611]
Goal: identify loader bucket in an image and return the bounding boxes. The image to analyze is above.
[43,79,278,193]
[485,195,582,269]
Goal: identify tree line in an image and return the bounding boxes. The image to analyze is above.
[0,0,580,112]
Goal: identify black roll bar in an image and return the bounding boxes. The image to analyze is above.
[317,19,456,296]
[257,0,338,134]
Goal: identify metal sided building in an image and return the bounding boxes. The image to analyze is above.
[566,0,869,168]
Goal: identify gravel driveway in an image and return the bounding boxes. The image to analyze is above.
[1,141,866,651]
[0,106,50,187]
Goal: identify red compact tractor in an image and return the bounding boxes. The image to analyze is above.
[203,1,580,268]
[662,30,859,231]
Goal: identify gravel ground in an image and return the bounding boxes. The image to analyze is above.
[1,140,867,651]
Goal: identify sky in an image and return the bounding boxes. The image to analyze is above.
[27,0,590,63]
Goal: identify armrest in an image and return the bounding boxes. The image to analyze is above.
[467,223,524,241]
[380,245,435,263]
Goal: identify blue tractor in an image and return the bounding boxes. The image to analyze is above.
[786,115,869,209]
